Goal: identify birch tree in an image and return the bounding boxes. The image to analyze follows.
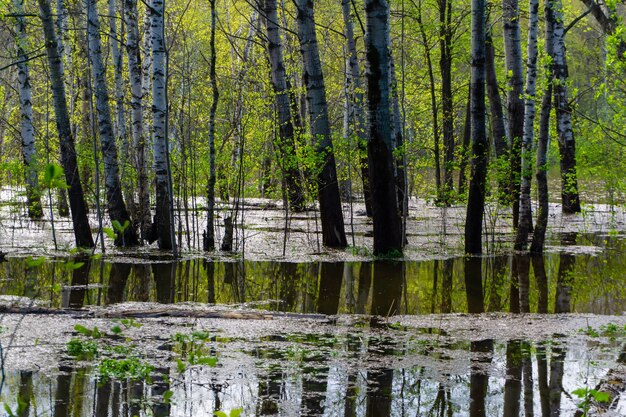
[204,0,218,251]
[465,0,487,255]
[262,0,305,212]
[502,0,525,228]
[13,0,42,219]
[295,0,347,248]
[341,0,372,216]
[365,0,402,255]
[515,0,539,250]
[124,0,151,240]
[86,0,138,246]
[38,0,94,248]
[151,0,176,250]
[548,0,581,213]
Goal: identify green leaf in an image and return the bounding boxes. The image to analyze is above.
[572,388,589,398]
[592,390,611,403]
[163,390,174,404]
[176,359,187,373]
[25,256,45,268]
[74,324,92,336]
[4,403,16,417]
[111,325,123,335]
[213,412,228,417]
[103,227,117,240]
[230,408,243,417]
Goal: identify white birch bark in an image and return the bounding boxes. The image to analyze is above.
[124,0,151,239]
[151,0,175,250]
[549,0,581,213]
[515,0,539,250]
[13,0,42,218]
[86,0,137,246]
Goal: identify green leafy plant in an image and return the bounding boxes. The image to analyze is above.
[214,409,243,417]
[41,163,68,190]
[66,337,98,360]
[74,324,102,338]
[97,357,153,383]
[572,387,611,416]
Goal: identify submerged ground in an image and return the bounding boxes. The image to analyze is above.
[1,190,625,416]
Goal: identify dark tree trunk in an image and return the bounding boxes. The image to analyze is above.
[262,0,305,212]
[86,0,138,247]
[38,0,94,249]
[295,0,347,248]
[465,0,488,255]
[503,0,525,228]
[364,0,402,256]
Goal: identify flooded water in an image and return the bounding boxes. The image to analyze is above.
[1,232,625,315]
[1,192,626,416]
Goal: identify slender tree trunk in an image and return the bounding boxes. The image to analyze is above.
[262,0,305,212]
[142,6,152,139]
[416,0,442,197]
[364,0,402,256]
[204,0,218,251]
[515,0,539,250]
[458,90,471,194]
[38,0,95,248]
[389,49,407,225]
[503,0,525,228]
[14,0,43,219]
[151,0,175,250]
[295,0,347,248]
[342,0,372,216]
[124,0,151,241]
[548,0,581,213]
[439,0,455,204]
[109,0,133,208]
[465,0,487,255]
[485,24,508,161]
[86,0,138,247]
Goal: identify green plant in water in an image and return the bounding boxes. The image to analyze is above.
[572,387,611,416]
[97,357,153,383]
[214,409,243,417]
[66,337,98,360]
[74,324,102,338]
[172,331,218,372]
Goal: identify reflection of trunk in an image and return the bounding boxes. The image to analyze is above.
[532,255,548,313]
[441,259,453,313]
[548,345,566,416]
[295,0,347,248]
[503,340,522,417]
[509,256,520,313]
[365,337,395,417]
[18,370,33,417]
[301,350,329,416]
[555,233,575,313]
[38,0,94,248]
[341,0,372,216]
[317,262,344,314]
[205,260,215,303]
[357,262,372,314]
[13,0,42,219]
[488,255,507,312]
[95,380,111,417]
[53,366,72,417]
[465,0,488,255]
[132,264,151,302]
[469,339,493,417]
[107,263,132,304]
[536,343,550,417]
[517,255,530,313]
[522,341,534,417]
[464,256,484,313]
[128,381,144,417]
[67,257,91,308]
[153,262,176,304]
[365,0,402,255]
[256,365,282,414]
[86,0,138,247]
[280,263,298,311]
[152,366,171,417]
[371,261,403,316]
